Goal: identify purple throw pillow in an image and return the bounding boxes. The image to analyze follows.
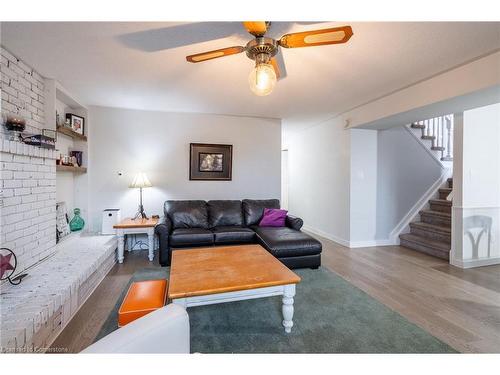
[259,208,288,227]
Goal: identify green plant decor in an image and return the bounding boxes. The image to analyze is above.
[70,208,85,232]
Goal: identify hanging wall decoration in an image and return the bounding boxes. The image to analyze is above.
[0,248,28,285]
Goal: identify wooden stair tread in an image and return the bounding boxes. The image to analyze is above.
[439,188,452,193]
[399,233,451,252]
[419,209,451,218]
[409,221,451,234]
[411,123,426,129]
[429,199,452,206]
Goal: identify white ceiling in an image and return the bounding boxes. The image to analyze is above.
[2,22,499,129]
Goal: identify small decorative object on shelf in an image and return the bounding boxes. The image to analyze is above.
[43,128,57,142]
[70,208,85,232]
[20,133,56,149]
[58,153,75,166]
[56,111,63,127]
[66,113,85,136]
[4,114,26,132]
[56,202,71,242]
[70,151,83,167]
[0,248,28,285]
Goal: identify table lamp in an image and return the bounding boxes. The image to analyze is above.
[129,172,152,220]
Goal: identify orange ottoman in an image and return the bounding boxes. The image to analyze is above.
[118,279,168,327]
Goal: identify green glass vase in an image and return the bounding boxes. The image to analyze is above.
[70,208,85,232]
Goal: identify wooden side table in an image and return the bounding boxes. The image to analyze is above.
[114,217,158,263]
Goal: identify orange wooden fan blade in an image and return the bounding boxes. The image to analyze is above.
[243,21,268,36]
[270,57,281,80]
[279,26,353,48]
[186,46,245,63]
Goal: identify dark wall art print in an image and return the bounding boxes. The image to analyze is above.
[190,143,232,180]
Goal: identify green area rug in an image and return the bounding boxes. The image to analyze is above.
[95,266,456,353]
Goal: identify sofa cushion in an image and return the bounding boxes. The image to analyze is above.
[164,200,209,229]
[170,228,214,247]
[242,199,280,226]
[211,226,255,244]
[259,208,288,227]
[207,200,243,228]
[252,226,322,258]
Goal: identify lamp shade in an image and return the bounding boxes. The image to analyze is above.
[129,172,152,189]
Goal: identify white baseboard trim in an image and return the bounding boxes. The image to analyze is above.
[450,256,500,269]
[349,239,398,248]
[388,170,451,242]
[302,225,350,247]
[303,225,397,248]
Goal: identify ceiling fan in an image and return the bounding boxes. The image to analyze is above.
[186,22,353,96]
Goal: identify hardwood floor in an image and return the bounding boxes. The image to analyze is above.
[320,237,500,353]
[50,238,500,353]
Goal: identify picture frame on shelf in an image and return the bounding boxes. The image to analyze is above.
[66,113,85,135]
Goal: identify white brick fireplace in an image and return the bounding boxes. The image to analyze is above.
[0,141,57,275]
[1,46,57,275]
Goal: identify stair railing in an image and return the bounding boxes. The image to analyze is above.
[412,114,454,161]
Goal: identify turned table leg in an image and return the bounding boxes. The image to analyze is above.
[148,229,155,262]
[117,230,125,264]
[282,284,296,333]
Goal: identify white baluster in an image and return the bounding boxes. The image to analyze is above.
[432,118,436,147]
[442,116,453,161]
[439,116,444,158]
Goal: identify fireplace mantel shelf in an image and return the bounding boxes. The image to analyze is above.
[0,137,57,159]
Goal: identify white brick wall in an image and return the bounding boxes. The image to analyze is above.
[0,140,57,275]
[0,47,56,276]
[1,46,45,137]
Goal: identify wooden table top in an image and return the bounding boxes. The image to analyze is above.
[168,244,301,299]
[113,217,158,229]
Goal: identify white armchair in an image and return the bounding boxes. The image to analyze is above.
[81,304,190,353]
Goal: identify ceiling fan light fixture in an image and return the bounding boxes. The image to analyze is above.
[248,62,276,96]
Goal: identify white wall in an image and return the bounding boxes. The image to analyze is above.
[462,104,500,208]
[286,122,445,246]
[287,118,351,245]
[350,129,378,244]
[452,103,500,268]
[88,106,281,231]
[346,51,500,130]
[376,126,443,240]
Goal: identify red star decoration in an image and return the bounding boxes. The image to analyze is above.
[0,253,15,279]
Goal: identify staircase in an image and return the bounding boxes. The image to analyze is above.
[399,115,454,260]
[399,178,452,260]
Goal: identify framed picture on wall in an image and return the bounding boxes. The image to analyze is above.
[190,143,232,181]
[66,113,85,135]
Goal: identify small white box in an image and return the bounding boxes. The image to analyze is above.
[102,209,121,235]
